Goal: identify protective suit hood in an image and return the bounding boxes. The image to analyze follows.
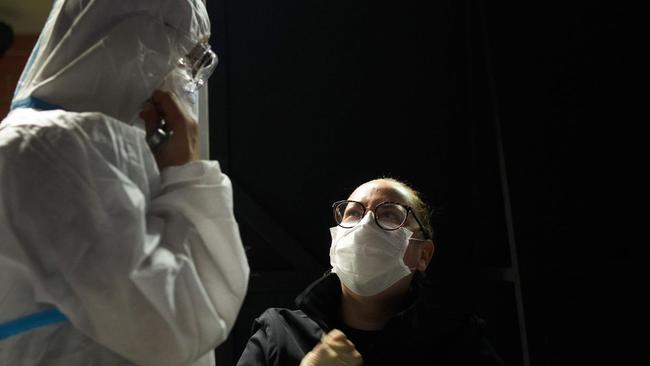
[10,0,211,124]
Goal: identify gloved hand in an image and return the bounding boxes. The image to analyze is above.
[300,329,363,366]
[140,90,200,168]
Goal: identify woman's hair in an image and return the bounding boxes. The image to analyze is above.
[377,177,434,240]
[0,21,14,58]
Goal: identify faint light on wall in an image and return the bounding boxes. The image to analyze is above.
[0,0,51,35]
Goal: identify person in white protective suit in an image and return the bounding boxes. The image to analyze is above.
[0,1,250,365]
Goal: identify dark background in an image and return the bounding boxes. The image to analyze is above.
[205,1,643,365]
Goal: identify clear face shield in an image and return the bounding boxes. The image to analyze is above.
[148,41,218,151]
[160,40,218,116]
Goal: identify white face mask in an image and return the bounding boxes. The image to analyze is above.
[329,213,414,297]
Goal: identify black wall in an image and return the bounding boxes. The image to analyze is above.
[206,1,642,365]
[478,2,642,364]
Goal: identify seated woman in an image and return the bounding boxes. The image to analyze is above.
[237,177,506,366]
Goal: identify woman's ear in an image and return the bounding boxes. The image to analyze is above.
[417,240,435,271]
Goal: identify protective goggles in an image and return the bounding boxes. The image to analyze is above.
[178,42,218,92]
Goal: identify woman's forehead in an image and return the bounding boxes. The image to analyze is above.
[348,180,410,205]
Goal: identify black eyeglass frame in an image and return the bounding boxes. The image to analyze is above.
[332,199,431,240]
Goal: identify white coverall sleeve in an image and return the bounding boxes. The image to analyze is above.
[0,119,250,366]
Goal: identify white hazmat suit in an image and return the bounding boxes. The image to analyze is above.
[0,1,250,365]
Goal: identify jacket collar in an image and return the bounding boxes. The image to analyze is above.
[295,270,479,352]
[294,270,426,332]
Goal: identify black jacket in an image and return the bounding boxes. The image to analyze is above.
[237,272,506,366]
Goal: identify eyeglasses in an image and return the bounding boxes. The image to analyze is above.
[178,42,218,92]
[332,200,430,239]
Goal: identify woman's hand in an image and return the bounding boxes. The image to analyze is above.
[140,90,199,169]
[300,329,363,366]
